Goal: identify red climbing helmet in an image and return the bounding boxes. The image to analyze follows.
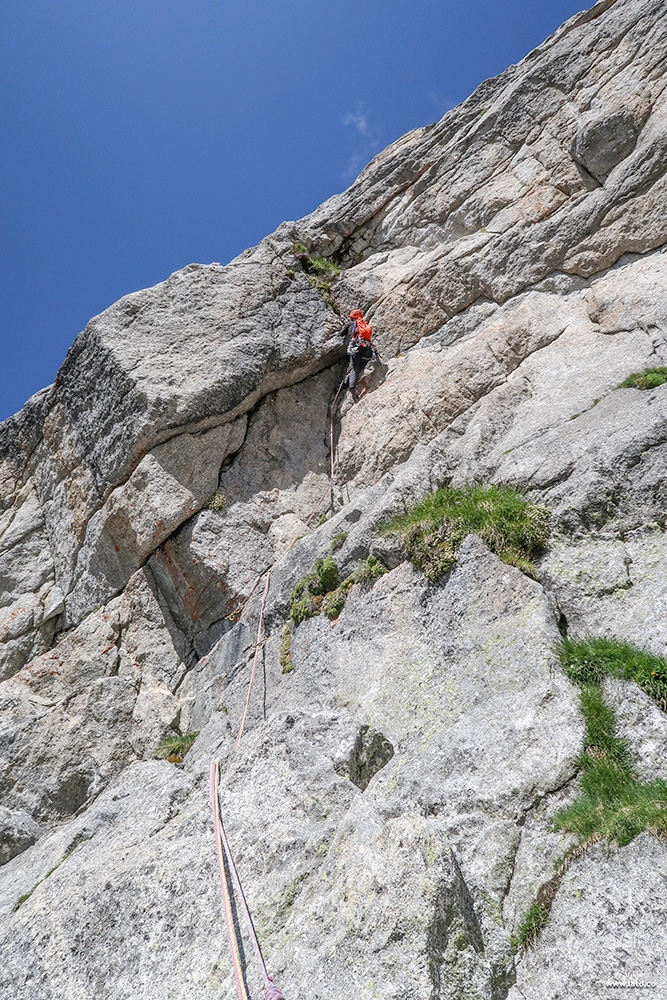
[350,309,373,342]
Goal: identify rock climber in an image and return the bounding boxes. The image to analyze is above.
[339,309,377,392]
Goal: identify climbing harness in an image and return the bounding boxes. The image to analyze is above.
[210,761,285,1000]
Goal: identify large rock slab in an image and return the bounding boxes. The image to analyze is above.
[0,569,184,834]
[0,539,584,1000]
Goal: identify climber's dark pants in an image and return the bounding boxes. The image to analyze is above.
[344,355,369,389]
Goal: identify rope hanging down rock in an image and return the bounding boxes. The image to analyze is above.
[234,374,346,747]
[213,376,350,995]
[234,572,271,747]
[211,761,286,1000]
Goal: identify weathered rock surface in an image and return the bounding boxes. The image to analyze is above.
[511,834,667,998]
[2,0,667,997]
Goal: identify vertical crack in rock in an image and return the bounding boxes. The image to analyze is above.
[426,851,517,1000]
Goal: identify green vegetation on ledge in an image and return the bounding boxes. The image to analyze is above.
[289,242,342,308]
[619,367,667,390]
[559,636,667,711]
[382,484,549,582]
[156,731,200,764]
[515,636,667,952]
[290,556,339,625]
[289,555,387,627]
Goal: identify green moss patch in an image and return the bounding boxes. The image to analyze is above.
[382,484,549,582]
[206,490,226,513]
[289,555,387,627]
[619,367,667,390]
[290,556,339,625]
[280,623,294,673]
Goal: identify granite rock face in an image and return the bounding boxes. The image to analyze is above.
[2,1,667,998]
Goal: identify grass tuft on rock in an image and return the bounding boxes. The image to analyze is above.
[156,732,200,764]
[382,484,549,582]
[552,679,667,847]
[516,637,667,952]
[513,898,552,952]
[558,636,667,711]
[619,367,667,390]
[309,256,342,277]
[554,638,667,847]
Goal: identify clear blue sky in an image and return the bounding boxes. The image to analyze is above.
[1,0,585,422]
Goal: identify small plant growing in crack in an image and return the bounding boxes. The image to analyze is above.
[382,483,549,582]
[513,878,560,951]
[13,851,73,911]
[206,490,227,513]
[619,367,667,390]
[156,731,200,764]
[289,554,388,626]
[514,636,667,951]
[329,531,348,554]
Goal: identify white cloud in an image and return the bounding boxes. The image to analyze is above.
[341,104,382,180]
[342,109,370,137]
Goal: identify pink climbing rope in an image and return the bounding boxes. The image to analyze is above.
[210,760,250,1000]
[211,761,286,1000]
[329,376,346,483]
[235,572,271,748]
[233,375,347,748]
